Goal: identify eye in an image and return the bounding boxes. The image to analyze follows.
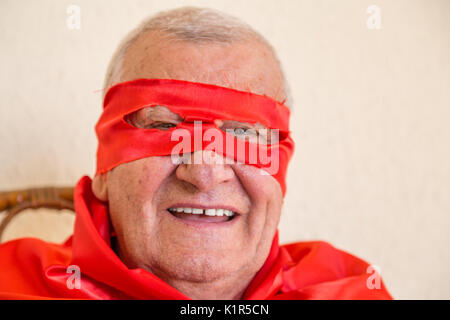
[217,120,273,144]
[144,121,177,130]
[125,105,182,130]
[231,127,257,137]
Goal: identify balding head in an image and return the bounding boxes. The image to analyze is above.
[103,7,292,106]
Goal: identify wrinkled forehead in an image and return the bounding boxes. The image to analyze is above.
[115,32,287,104]
[102,79,290,130]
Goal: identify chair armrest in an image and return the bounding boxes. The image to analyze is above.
[0,187,75,242]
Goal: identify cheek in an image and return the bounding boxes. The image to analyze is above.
[108,157,175,203]
[232,164,283,236]
[232,164,283,207]
[106,157,175,243]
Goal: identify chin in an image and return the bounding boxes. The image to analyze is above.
[152,250,248,283]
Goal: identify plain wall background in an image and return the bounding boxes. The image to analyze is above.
[1,0,449,299]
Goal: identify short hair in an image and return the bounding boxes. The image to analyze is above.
[103,7,292,107]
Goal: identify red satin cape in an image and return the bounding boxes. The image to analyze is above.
[0,176,392,299]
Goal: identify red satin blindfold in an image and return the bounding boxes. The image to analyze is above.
[96,79,295,194]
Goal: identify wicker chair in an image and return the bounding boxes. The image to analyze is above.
[0,187,75,243]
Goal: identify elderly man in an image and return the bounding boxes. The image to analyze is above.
[0,7,391,300]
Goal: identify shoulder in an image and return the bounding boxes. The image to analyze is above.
[0,237,72,297]
[277,240,393,299]
[281,240,371,275]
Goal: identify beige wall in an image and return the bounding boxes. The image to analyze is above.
[1,0,449,299]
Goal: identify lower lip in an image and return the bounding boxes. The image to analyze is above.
[165,210,240,228]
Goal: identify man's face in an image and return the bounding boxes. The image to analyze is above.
[94,32,286,286]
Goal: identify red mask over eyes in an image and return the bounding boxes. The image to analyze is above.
[95,79,295,195]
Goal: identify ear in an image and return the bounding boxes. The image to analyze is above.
[92,173,108,201]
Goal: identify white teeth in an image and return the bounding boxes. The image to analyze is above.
[168,207,235,217]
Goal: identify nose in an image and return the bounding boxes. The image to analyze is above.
[175,151,234,192]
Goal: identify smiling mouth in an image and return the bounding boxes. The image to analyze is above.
[167,207,237,222]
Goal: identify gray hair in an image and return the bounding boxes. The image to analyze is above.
[103,7,292,107]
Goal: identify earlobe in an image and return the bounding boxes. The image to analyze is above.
[92,173,108,201]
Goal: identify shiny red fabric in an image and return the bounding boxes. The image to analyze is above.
[95,79,295,195]
[0,176,392,299]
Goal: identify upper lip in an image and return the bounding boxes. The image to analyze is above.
[166,203,242,215]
